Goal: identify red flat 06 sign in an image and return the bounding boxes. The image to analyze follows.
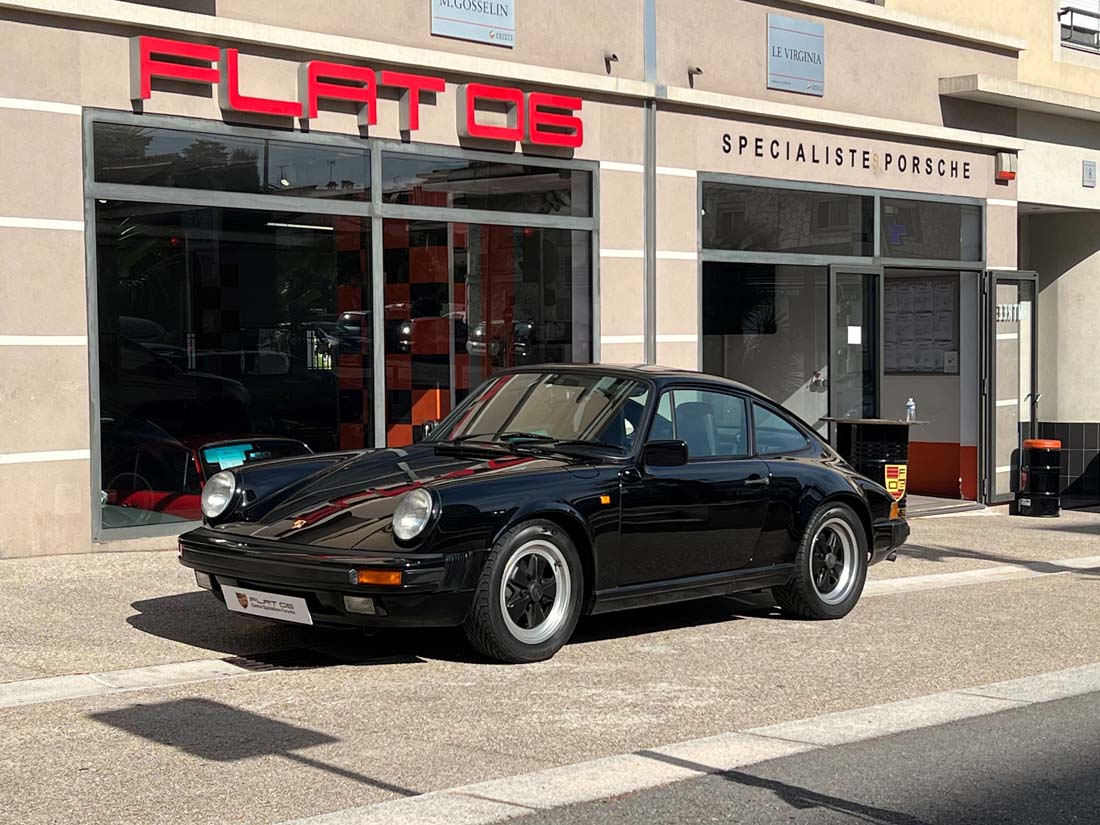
[130,36,583,148]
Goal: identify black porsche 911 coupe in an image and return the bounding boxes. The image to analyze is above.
[178,365,909,663]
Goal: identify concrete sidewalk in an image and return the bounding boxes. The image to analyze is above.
[0,510,1098,825]
[0,508,1097,684]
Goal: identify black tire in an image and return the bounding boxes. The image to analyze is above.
[463,520,584,663]
[772,502,868,620]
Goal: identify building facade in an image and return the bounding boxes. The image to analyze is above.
[0,0,1083,559]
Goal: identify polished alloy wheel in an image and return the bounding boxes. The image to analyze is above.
[810,517,860,605]
[499,539,571,645]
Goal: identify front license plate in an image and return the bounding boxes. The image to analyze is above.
[223,585,313,626]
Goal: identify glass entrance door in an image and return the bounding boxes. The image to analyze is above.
[828,266,882,421]
[981,271,1038,503]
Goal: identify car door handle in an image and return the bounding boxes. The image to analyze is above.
[744,476,770,487]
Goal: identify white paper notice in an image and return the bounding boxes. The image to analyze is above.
[933,282,954,313]
[847,325,862,345]
[897,285,914,313]
[897,314,916,342]
[884,343,898,372]
[914,312,934,341]
[885,312,898,344]
[933,311,953,342]
[914,283,934,313]
[916,348,935,371]
[944,350,959,374]
[897,345,916,372]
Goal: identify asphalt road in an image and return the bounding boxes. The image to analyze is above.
[513,691,1100,825]
[0,510,1097,824]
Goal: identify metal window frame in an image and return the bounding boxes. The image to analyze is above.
[696,173,987,374]
[980,269,1039,505]
[82,109,598,542]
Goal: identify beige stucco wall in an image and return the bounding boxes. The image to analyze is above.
[1023,211,1100,423]
[218,0,646,82]
[0,2,1030,556]
[1017,111,1100,210]
[891,0,1100,99]
[658,0,1017,128]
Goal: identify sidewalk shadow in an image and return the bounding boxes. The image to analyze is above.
[898,543,1100,578]
[89,698,418,796]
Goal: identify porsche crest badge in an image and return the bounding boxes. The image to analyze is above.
[884,464,908,502]
[236,592,250,609]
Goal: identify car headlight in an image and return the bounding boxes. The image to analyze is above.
[392,488,433,541]
[201,470,237,520]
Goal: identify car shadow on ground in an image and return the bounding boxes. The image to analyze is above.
[128,590,780,667]
[127,591,425,668]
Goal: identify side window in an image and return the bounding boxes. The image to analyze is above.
[648,392,675,441]
[753,403,810,456]
[672,390,749,459]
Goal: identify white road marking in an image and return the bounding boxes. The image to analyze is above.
[277,662,1100,825]
[0,658,250,709]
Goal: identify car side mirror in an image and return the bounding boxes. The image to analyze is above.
[644,440,688,467]
[420,420,439,440]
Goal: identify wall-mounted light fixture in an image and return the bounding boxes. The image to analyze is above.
[688,66,703,88]
[604,52,619,74]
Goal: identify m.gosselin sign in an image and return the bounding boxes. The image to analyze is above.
[723,132,973,180]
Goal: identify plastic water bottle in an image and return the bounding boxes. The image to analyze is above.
[905,397,916,422]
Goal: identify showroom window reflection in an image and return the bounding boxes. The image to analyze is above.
[95,203,373,529]
[89,119,596,534]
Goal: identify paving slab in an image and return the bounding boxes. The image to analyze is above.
[1,570,1099,825]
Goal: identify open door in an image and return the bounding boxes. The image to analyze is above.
[828,265,882,423]
[980,270,1038,504]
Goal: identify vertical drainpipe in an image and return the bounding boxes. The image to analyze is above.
[643,0,658,364]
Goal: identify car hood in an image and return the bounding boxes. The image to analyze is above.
[215,443,575,550]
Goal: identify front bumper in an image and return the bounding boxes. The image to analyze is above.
[871,518,909,565]
[178,528,479,628]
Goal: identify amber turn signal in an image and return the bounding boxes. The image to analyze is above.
[355,568,403,586]
[889,502,901,521]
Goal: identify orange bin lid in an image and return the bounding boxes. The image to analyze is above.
[1023,438,1061,450]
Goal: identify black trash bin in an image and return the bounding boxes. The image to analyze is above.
[1015,438,1062,517]
[826,419,920,516]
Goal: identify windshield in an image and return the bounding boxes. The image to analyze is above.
[429,371,651,454]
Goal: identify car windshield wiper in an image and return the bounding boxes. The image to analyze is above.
[448,431,553,445]
[545,439,627,454]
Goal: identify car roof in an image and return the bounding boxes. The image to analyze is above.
[490,363,766,398]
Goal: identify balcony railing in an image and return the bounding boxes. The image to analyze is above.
[1060,5,1100,52]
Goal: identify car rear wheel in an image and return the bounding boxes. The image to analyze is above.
[772,503,868,620]
[463,520,583,663]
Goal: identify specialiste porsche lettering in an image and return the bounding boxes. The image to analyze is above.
[130,35,582,147]
[721,132,972,180]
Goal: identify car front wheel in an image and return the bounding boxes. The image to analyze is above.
[772,503,868,620]
[463,520,583,663]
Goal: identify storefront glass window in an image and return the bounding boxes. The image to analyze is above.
[382,219,592,445]
[880,198,982,261]
[382,153,591,217]
[95,202,372,528]
[701,182,873,256]
[701,262,829,433]
[93,123,371,201]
